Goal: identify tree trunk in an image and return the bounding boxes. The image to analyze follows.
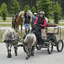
[17,0,23,10]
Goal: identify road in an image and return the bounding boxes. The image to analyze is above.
[0,43,64,64]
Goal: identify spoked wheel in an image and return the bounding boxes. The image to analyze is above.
[47,40,53,54]
[36,45,41,50]
[23,46,26,52]
[57,40,63,52]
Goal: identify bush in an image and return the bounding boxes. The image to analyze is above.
[23,5,30,13]
[53,2,62,24]
[0,3,8,21]
[31,6,36,14]
[11,0,20,15]
[37,0,52,18]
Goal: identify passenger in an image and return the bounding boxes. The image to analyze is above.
[24,12,31,34]
[31,13,37,32]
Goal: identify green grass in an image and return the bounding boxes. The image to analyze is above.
[0,30,5,42]
[0,24,12,27]
[0,17,12,22]
[57,23,64,26]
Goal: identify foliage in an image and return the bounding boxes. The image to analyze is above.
[11,0,20,15]
[31,6,36,14]
[23,5,31,13]
[53,2,62,24]
[0,3,8,21]
[37,0,52,18]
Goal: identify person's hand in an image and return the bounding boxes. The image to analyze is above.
[35,23,38,26]
[27,12,29,15]
[38,24,41,27]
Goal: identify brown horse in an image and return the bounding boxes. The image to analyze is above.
[12,11,24,32]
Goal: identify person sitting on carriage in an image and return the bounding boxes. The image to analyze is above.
[34,11,47,43]
[24,12,31,34]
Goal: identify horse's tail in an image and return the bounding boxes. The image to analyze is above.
[12,17,15,29]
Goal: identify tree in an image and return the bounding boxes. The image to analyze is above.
[37,0,52,18]
[23,5,31,13]
[53,2,62,24]
[11,0,20,15]
[0,3,8,21]
[31,6,36,14]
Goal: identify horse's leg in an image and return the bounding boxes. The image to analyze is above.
[14,46,18,56]
[15,24,19,32]
[21,24,22,33]
[29,49,31,58]
[6,43,12,58]
[12,22,14,29]
[25,47,29,60]
[31,45,35,56]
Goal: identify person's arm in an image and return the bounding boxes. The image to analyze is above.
[41,19,46,27]
[34,18,38,25]
[29,16,31,20]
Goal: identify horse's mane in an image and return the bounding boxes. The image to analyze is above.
[18,11,24,16]
[28,10,34,17]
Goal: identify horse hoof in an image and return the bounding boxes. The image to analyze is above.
[15,54,17,56]
[26,57,28,60]
[31,54,34,56]
[7,55,12,58]
[31,55,34,56]
[28,56,30,58]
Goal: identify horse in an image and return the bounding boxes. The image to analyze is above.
[12,11,24,33]
[3,28,19,58]
[27,10,34,21]
[23,33,36,60]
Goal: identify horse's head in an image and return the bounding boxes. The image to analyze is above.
[27,10,34,17]
[18,11,24,19]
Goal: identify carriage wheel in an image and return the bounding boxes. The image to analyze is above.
[47,40,53,54]
[23,46,26,52]
[57,40,63,52]
[36,45,41,50]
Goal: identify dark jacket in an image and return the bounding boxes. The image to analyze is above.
[24,13,31,24]
[31,16,37,24]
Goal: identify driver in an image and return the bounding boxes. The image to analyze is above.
[34,11,47,39]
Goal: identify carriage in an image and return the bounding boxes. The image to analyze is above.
[36,23,63,54]
[14,23,63,54]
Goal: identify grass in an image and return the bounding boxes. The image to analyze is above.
[0,17,12,22]
[0,24,12,27]
[0,30,5,42]
[57,23,64,26]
